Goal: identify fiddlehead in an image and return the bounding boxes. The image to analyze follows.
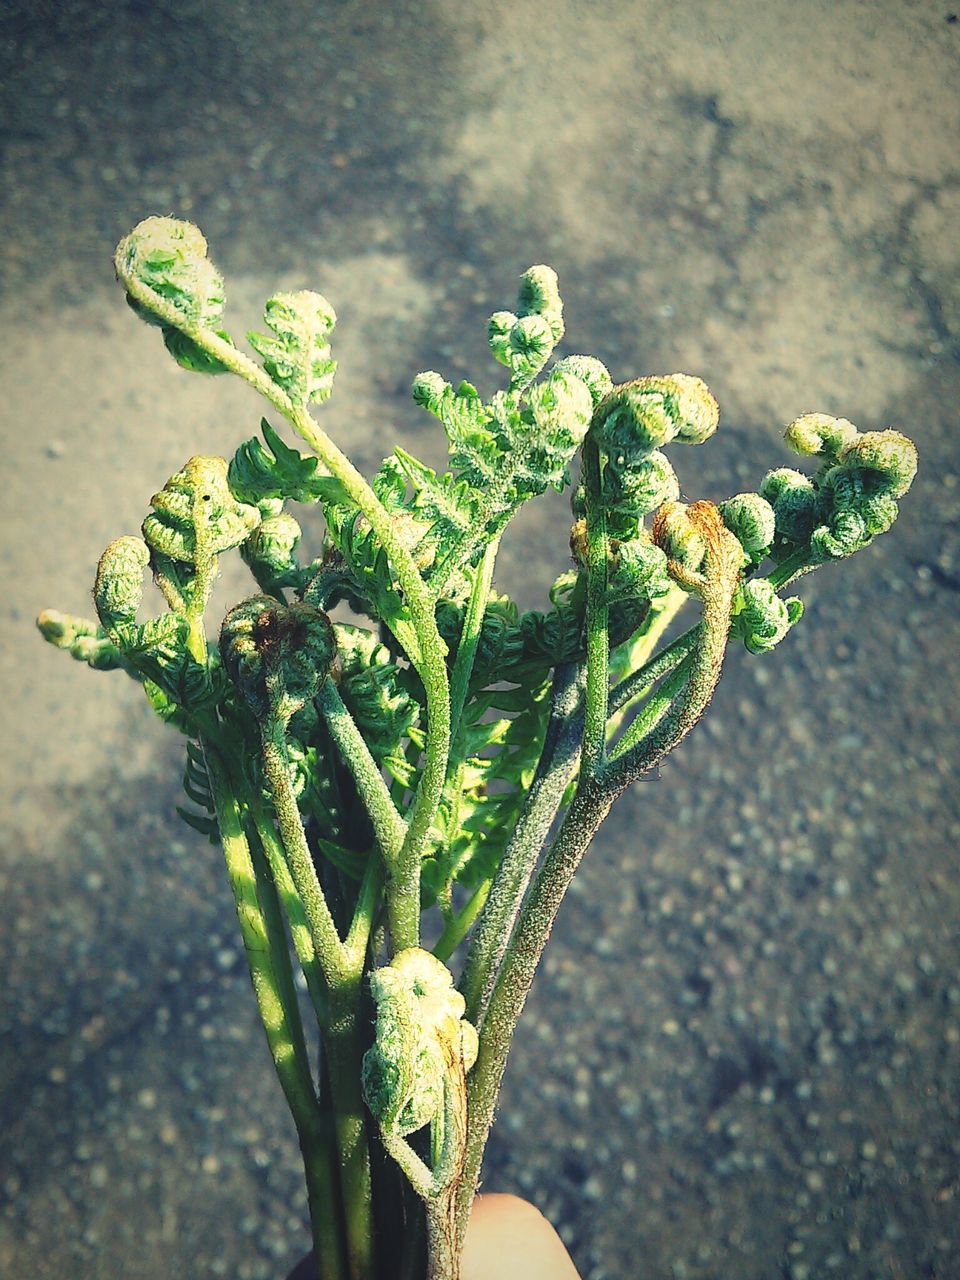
[487,264,564,385]
[241,512,306,593]
[220,595,336,729]
[783,411,859,459]
[719,492,777,562]
[759,420,918,575]
[362,948,478,1140]
[115,216,233,373]
[731,578,803,654]
[36,610,124,671]
[247,291,338,407]
[142,456,260,567]
[93,535,151,639]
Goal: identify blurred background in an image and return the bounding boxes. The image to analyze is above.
[2,3,958,1277]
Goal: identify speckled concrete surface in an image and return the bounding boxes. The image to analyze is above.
[1,3,958,1278]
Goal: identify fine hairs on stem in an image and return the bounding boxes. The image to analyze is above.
[39,217,919,1280]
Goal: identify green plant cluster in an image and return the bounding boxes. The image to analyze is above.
[38,218,918,1280]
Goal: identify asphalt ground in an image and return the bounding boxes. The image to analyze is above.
[2,4,958,1277]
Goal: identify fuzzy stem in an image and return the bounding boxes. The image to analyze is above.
[116,271,452,949]
[448,539,500,730]
[344,853,383,967]
[603,559,736,793]
[260,726,348,986]
[766,548,817,590]
[432,880,491,964]
[201,739,346,1280]
[581,437,609,775]
[317,677,406,869]
[457,513,741,1244]
[324,977,375,1280]
[604,585,689,740]
[455,778,613,1249]
[459,663,583,1027]
[607,621,701,717]
[608,652,693,761]
[249,808,329,1023]
[258,724,374,1280]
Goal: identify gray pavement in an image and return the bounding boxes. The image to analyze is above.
[1,3,958,1277]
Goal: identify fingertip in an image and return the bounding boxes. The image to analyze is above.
[462,1193,581,1280]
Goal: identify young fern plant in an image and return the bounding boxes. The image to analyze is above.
[38,217,918,1280]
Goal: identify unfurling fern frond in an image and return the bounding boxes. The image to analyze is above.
[114,216,235,374]
[229,419,347,507]
[248,291,337,407]
[176,740,220,843]
[143,456,260,566]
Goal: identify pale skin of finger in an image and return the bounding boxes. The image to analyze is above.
[462,1193,581,1280]
[286,1192,581,1279]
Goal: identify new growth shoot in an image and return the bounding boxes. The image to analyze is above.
[39,218,918,1280]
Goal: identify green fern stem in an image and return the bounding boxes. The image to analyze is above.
[448,538,500,730]
[259,725,349,985]
[116,265,451,948]
[258,722,375,1280]
[459,663,584,1027]
[582,436,610,776]
[455,777,614,1251]
[765,548,817,590]
[248,808,329,1024]
[457,536,739,1243]
[432,880,491,964]
[604,585,689,742]
[607,620,701,718]
[322,975,375,1280]
[603,537,738,793]
[201,738,347,1280]
[317,677,406,868]
[608,652,694,761]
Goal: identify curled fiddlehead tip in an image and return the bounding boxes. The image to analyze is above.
[784,412,859,460]
[837,429,918,499]
[509,313,556,378]
[142,456,261,565]
[719,492,776,558]
[809,508,871,561]
[652,500,741,594]
[608,537,673,603]
[248,290,337,406]
[602,448,681,536]
[411,370,450,416]
[652,373,720,445]
[592,371,719,457]
[219,595,335,725]
[551,354,614,406]
[362,949,478,1137]
[732,578,803,654]
[593,381,678,454]
[115,217,225,335]
[516,264,564,342]
[522,368,595,490]
[487,310,518,366]
[243,511,302,572]
[37,609,124,670]
[759,467,818,546]
[94,535,151,636]
[487,264,563,378]
[37,608,81,646]
[651,500,708,573]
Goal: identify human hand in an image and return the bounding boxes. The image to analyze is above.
[462,1193,581,1279]
[286,1192,581,1279]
